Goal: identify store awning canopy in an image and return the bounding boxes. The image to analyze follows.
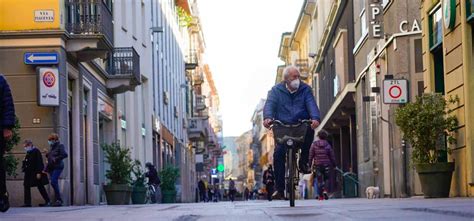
[316,83,356,133]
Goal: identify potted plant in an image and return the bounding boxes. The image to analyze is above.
[131,160,147,204]
[159,166,179,203]
[395,93,458,198]
[102,142,133,205]
[5,117,21,177]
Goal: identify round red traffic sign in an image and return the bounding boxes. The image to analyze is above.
[43,71,56,88]
[389,85,402,99]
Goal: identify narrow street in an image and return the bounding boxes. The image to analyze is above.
[2,198,473,221]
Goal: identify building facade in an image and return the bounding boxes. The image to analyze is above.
[421,0,474,197]
[351,0,425,198]
[0,0,141,206]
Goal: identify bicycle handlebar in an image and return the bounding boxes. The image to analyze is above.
[271,119,312,127]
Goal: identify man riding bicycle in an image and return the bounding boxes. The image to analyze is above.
[263,65,320,200]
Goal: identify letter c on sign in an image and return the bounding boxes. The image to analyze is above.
[399,20,409,33]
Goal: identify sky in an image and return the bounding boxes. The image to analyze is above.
[198,0,304,137]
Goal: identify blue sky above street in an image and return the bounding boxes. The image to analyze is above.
[198,0,304,137]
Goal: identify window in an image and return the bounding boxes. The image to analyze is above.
[468,0,474,23]
[121,0,127,30]
[132,0,137,37]
[414,39,423,73]
[361,10,368,37]
[429,6,443,50]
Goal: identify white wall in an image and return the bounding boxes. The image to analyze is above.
[114,0,153,165]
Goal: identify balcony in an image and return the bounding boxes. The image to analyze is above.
[195,95,206,111]
[188,117,209,141]
[106,47,142,94]
[295,59,309,79]
[65,0,114,61]
[185,50,198,70]
[192,72,204,85]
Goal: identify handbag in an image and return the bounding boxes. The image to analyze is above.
[39,172,49,186]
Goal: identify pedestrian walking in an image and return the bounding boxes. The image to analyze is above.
[228,178,236,202]
[0,74,15,213]
[262,165,275,201]
[198,179,206,202]
[21,140,50,207]
[45,133,68,206]
[309,130,336,200]
[244,187,250,201]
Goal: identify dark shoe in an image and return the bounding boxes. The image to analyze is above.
[52,200,62,207]
[323,191,329,200]
[0,193,10,212]
[39,202,51,207]
[271,191,285,200]
[21,204,32,207]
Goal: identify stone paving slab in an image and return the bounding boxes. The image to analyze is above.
[0,198,473,221]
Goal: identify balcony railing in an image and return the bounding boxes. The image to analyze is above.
[66,0,114,46]
[110,47,141,82]
[188,117,208,140]
[185,49,198,70]
[103,47,141,93]
[295,59,309,79]
[195,95,206,111]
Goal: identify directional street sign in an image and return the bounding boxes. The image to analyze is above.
[24,52,59,65]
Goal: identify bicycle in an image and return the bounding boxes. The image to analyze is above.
[271,119,311,207]
[146,183,159,203]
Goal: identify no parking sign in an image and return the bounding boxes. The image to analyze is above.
[383,79,408,104]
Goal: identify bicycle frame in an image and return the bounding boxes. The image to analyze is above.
[271,120,311,207]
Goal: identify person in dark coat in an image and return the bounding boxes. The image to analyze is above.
[263,65,321,199]
[309,130,336,200]
[0,75,15,213]
[262,165,275,201]
[44,133,68,207]
[197,179,206,202]
[145,162,161,203]
[22,140,50,207]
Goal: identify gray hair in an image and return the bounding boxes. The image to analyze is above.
[283,65,300,80]
[23,139,33,146]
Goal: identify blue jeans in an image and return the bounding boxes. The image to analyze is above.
[50,168,63,202]
[273,127,314,192]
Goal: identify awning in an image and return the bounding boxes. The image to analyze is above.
[316,83,356,133]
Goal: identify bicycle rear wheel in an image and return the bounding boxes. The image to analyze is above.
[287,148,296,207]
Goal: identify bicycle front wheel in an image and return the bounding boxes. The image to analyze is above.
[287,148,296,207]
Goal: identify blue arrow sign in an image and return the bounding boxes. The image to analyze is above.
[24,52,59,65]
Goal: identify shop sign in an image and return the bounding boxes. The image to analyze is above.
[443,0,456,29]
[37,67,59,106]
[367,0,384,38]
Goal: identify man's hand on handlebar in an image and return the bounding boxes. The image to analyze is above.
[263,119,273,129]
[311,120,320,130]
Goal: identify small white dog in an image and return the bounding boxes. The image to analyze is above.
[365,186,380,199]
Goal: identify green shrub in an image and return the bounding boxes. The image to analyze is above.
[395,93,458,164]
[102,142,133,185]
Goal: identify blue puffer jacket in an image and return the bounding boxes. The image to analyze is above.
[263,82,320,124]
[0,75,15,130]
